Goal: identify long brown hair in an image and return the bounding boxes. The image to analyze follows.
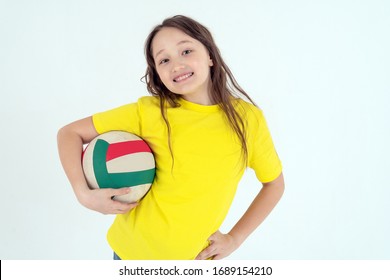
[142,15,257,166]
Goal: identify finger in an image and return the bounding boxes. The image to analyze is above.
[110,198,138,208]
[113,200,138,209]
[208,230,222,242]
[211,255,220,260]
[112,187,131,196]
[195,244,217,260]
[110,188,131,200]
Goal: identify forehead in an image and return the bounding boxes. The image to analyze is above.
[152,27,200,57]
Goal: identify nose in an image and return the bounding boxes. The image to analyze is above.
[171,58,185,73]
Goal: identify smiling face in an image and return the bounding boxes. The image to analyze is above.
[152,27,214,105]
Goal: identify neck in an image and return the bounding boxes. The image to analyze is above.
[180,90,215,106]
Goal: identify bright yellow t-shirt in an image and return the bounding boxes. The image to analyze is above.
[92,96,282,259]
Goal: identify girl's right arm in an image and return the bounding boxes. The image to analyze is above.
[57,116,137,214]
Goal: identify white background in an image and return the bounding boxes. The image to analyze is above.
[0,0,389,260]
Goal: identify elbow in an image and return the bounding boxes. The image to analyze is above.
[57,124,79,147]
[57,126,65,144]
[57,125,70,144]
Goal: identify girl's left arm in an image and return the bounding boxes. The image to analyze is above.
[195,172,285,260]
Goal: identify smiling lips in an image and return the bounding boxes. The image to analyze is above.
[173,72,194,82]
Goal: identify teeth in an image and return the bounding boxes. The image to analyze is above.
[174,72,193,82]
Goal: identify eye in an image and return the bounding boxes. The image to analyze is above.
[182,49,192,55]
[159,58,169,65]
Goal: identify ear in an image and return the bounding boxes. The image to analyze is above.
[209,57,214,67]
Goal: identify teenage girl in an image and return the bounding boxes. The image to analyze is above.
[57,15,284,260]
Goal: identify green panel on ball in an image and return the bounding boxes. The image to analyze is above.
[93,139,155,189]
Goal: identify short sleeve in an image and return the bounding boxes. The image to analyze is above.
[248,108,282,183]
[92,102,141,136]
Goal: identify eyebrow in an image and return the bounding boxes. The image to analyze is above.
[154,40,194,59]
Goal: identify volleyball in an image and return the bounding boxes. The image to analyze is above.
[82,131,155,203]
